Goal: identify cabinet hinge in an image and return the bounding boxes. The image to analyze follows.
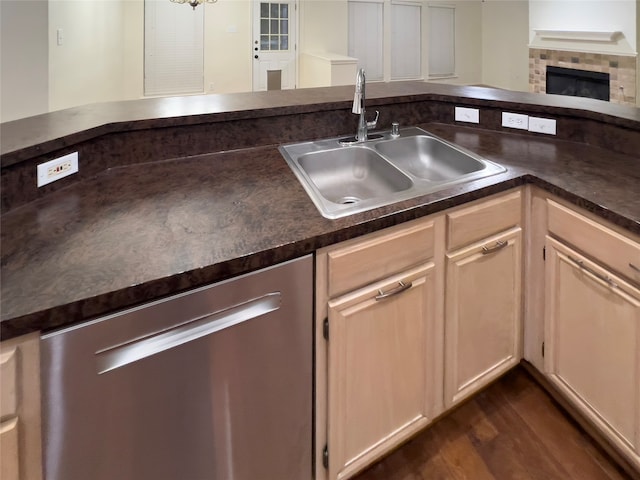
[543,246,546,261]
[542,341,545,358]
[323,318,329,341]
[323,444,329,469]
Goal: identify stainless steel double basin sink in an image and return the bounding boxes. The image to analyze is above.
[279,127,506,219]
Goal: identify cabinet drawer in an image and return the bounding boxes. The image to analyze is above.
[327,219,435,297]
[447,190,521,251]
[0,348,17,419]
[547,200,640,282]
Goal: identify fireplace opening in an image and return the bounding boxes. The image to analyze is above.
[546,66,610,101]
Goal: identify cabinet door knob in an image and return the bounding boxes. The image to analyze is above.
[630,262,640,274]
[375,281,412,301]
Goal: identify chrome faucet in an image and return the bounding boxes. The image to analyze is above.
[352,68,379,142]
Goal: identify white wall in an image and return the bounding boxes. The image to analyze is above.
[204,0,252,93]
[1,0,49,122]
[299,0,348,54]
[122,0,144,101]
[529,0,637,54]
[49,0,127,112]
[482,0,529,91]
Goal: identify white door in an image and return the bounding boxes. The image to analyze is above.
[252,1,297,91]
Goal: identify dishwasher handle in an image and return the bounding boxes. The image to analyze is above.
[96,292,281,374]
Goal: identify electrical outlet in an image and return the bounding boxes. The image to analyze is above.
[528,117,557,135]
[502,112,529,130]
[37,152,79,187]
[455,107,480,124]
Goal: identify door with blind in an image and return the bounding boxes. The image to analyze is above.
[252,1,297,91]
[144,0,204,96]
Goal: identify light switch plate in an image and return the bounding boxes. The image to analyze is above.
[455,107,480,124]
[528,116,557,135]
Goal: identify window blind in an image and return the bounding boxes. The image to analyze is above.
[144,0,204,96]
[348,1,384,81]
[391,3,421,80]
[428,6,455,77]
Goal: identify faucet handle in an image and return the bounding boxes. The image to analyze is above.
[366,110,380,129]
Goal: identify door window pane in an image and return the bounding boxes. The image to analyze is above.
[259,2,289,52]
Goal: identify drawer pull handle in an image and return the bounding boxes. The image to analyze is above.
[567,256,618,289]
[630,263,640,274]
[482,240,508,255]
[376,281,412,301]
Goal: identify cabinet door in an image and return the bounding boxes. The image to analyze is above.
[0,418,19,480]
[0,333,43,480]
[544,237,640,465]
[444,227,522,408]
[327,263,435,480]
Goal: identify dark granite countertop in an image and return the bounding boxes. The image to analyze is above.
[1,120,639,340]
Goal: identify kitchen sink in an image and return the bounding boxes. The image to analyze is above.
[297,147,412,205]
[374,135,486,182]
[279,127,506,219]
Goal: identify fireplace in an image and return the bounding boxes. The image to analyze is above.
[546,66,610,101]
[529,49,636,106]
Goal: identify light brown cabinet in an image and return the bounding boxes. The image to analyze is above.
[315,189,527,480]
[544,199,640,472]
[443,190,523,408]
[327,263,436,480]
[312,188,640,480]
[0,332,43,480]
[315,216,443,480]
[444,227,522,407]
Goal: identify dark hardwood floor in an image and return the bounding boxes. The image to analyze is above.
[352,367,635,480]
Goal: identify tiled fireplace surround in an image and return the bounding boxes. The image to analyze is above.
[529,48,637,106]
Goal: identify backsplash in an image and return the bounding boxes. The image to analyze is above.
[2,87,639,213]
[529,48,637,106]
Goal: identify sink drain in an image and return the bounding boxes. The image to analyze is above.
[338,196,361,205]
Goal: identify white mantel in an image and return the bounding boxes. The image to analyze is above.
[529,0,638,56]
[529,29,635,56]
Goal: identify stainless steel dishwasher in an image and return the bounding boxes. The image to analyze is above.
[41,255,313,480]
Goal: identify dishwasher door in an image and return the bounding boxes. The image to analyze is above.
[41,255,313,480]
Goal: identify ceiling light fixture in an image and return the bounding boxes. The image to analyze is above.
[170,0,218,10]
